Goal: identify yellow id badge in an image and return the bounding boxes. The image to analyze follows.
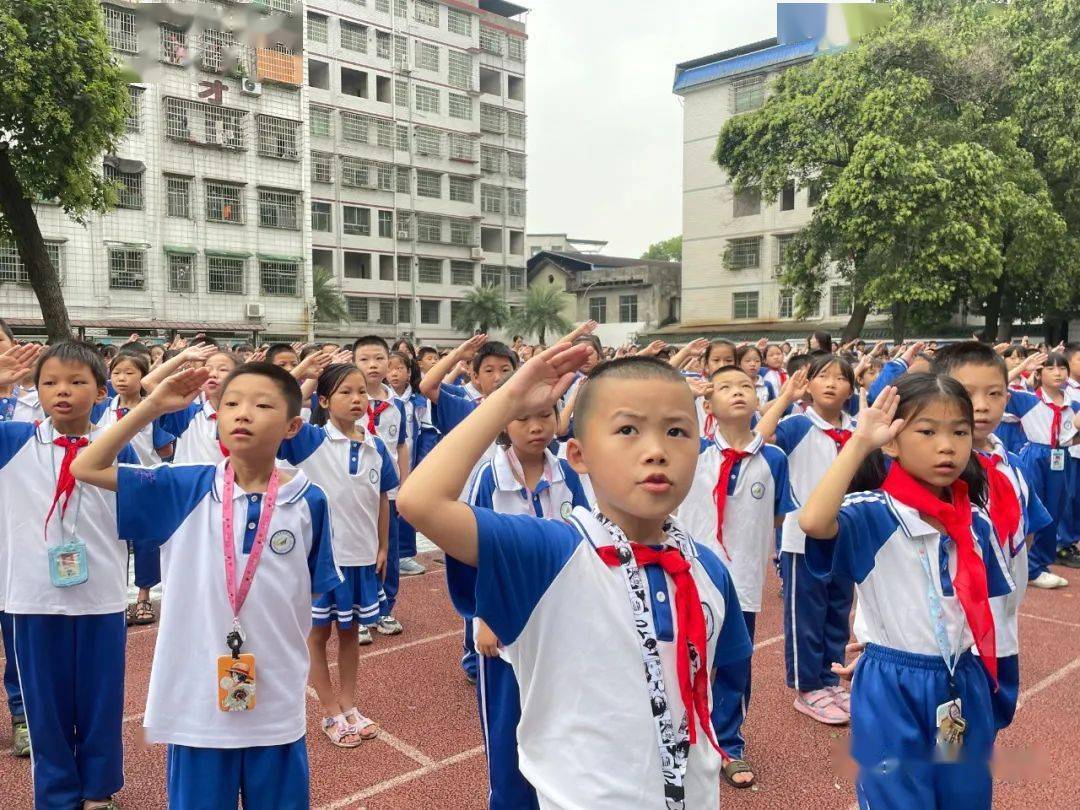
[217,654,256,712]
[934,699,966,762]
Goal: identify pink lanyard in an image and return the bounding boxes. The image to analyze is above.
[221,463,280,633]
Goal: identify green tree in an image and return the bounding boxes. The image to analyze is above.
[312,266,348,323]
[641,235,682,262]
[0,0,131,341]
[714,4,1070,342]
[510,284,572,343]
[452,285,510,334]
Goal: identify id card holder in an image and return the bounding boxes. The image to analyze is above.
[217,654,257,712]
[1050,449,1066,471]
[49,541,89,588]
[934,698,965,762]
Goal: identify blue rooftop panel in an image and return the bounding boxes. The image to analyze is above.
[673,39,819,93]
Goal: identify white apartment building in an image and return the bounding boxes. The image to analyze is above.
[305,0,529,344]
[1,1,310,343]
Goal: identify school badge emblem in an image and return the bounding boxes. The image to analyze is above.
[701,602,716,642]
[750,482,766,500]
[369,469,379,484]
[560,501,572,519]
[269,530,295,555]
[389,424,398,438]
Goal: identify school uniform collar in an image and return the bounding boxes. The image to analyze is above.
[370,382,395,404]
[491,445,564,493]
[396,385,413,402]
[881,492,951,540]
[200,398,218,419]
[980,434,1009,467]
[464,382,483,401]
[211,459,310,504]
[34,417,103,444]
[804,405,855,432]
[711,431,764,455]
[323,421,378,451]
[566,506,699,558]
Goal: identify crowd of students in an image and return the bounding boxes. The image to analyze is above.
[0,316,1077,809]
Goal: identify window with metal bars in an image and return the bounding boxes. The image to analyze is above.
[376,0,390,12]
[416,171,442,198]
[0,240,63,284]
[480,145,502,173]
[258,189,301,230]
[414,0,438,26]
[480,104,505,133]
[448,50,472,90]
[778,289,794,319]
[311,202,332,232]
[207,256,245,294]
[394,34,408,63]
[414,127,441,156]
[726,237,761,270]
[340,156,369,188]
[449,94,472,120]
[450,134,476,161]
[589,297,607,324]
[200,29,239,73]
[450,261,474,285]
[103,163,143,209]
[481,184,503,214]
[205,181,245,224]
[417,214,442,243]
[260,261,300,296]
[338,20,367,52]
[160,24,187,65]
[415,85,440,114]
[165,175,192,218]
[256,115,300,160]
[167,253,196,293]
[507,188,525,217]
[125,87,143,133]
[775,233,797,269]
[449,219,475,246]
[732,76,765,114]
[396,254,412,280]
[507,112,526,139]
[394,79,409,109]
[379,299,396,325]
[507,152,526,179]
[108,249,145,290]
[507,36,525,61]
[347,296,369,322]
[420,299,440,324]
[104,6,138,54]
[448,8,472,36]
[376,30,392,59]
[394,0,407,16]
[449,176,474,203]
[830,285,854,317]
[507,267,525,291]
[450,299,465,325]
[341,111,369,144]
[376,162,393,191]
[374,118,394,148]
[732,291,759,320]
[379,210,394,238]
[417,257,443,284]
[311,151,333,184]
[481,265,502,288]
[307,12,328,44]
[395,166,411,194]
[395,297,410,324]
[309,105,332,138]
[415,41,439,71]
[264,0,296,13]
[619,294,640,322]
[480,27,503,55]
[164,98,247,149]
[343,205,371,236]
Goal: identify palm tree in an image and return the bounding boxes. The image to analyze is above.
[510,283,572,343]
[312,265,349,323]
[453,285,510,334]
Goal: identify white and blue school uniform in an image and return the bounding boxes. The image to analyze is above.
[460,446,589,810]
[760,367,784,401]
[805,491,1015,810]
[278,423,398,627]
[975,437,1052,732]
[115,460,341,808]
[0,384,44,423]
[867,356,909,404]
[678,433,794,760]
[392,385,430,561]
[774,407,857,693]
[367,384,408,615]
[432,383,498,497]
[158,398,224,464]
[1007,388,1080,578]
[470,505,751,809]
[0,419,138,809]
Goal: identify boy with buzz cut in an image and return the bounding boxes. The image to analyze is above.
[931,342,1052,731]
[71,362,341,810]
[398,348,752,809]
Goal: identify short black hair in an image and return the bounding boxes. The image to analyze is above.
[473,341,518,374]
[221,362,303,418]
[574,356,691,440]
[353,335,390,355]
[417,345,438,361]
[787,353,812,376]
[807,353,855,390]
[708,364,753,382]
[1063,342,1080,361]
[35,340,108,387]
[931,341,1008,386]
[265,343,298,363]
[120,341,152,359]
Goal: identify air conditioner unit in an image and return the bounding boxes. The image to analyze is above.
[470,247,484,260]
[395,57,413,73]
[241,78,262,96]
[245,303,265,318]
[397,229,410,240]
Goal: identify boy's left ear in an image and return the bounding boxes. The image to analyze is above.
[565,437,588,475]
[95,385,108,404]
[284,415,304,440]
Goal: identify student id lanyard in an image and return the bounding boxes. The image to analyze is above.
[46,436,89,587]
[217,463,279,712]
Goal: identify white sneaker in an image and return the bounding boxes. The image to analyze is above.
[1030,571,1069,589]
[377,615,403,635]
[399,557,427,576]
[357,625,373,645]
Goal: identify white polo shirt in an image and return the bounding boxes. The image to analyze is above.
[159,399,224,464]
[805,491,1014,657]
[116,461,342,748]
[368,383,407,497]
[278,423,397,567]
[0,385,44,423]
[678,434,795,612]
[471,505,752,809]
[94,395,176,466]
[467,446,590,521]
[1004,388,1080,447]
[774,407,856,554]
[0,419,137,615]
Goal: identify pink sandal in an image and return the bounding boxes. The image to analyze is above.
[344,708,379,740]
[321,715,362,748]
[794,688,849,725]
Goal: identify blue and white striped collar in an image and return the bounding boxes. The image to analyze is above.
[491,445,564,493]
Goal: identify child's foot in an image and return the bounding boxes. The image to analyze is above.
[399,557,427,576]
[794,689,849,725]
[126,599,156,625]
[11,719,29,757]
[722,758,756,789]
[1055,545,1080,569]
[344,708,380,740]
[82,799,117,809]
[377,615,403,635]
[357,625,373,645]
[827,684,851,713]
[321,715,362,748]
[1030,571,1069,589]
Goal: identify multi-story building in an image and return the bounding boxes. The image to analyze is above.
[526,233,607,258]
[1,1,309,343]
[306,0,529,344]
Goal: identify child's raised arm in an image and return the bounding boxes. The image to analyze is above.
[141,344,217,392]
[72,368,210,491]
[799,387,903,539]
[418,333,487,404]
[398,343,589,566]
[755,367,808,439]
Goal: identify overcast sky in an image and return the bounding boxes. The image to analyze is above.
[524,1,778,257]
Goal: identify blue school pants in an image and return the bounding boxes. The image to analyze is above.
[166,737,310,809]
[131,540,161,589]
[14,612,126,810]
[1,610,24,721]
[477,654,539,810]
[397,513,418,559]
[1019,443,1074,577]
[711,611,755,761]
[382,501,401,614]
[445,553,480,680]
[988,653,1019,732]
[851,644,993,810]
[462,619,478,680]
[782,551,853,692]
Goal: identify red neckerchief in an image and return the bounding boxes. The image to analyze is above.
[775,368,788,386]
[595,543,721,753]
[46,436,89,535]
[702,412,715,438]
[975,453,1021,549]
[881,463,997,685]
[367,401,391,435]
[116,407,130,420]
[1039,390,1065,449]
[823,427,852,451]
[712,447,750,561]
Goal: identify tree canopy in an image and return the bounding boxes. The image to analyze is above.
[510,284,572,343]
[641,235,682,262]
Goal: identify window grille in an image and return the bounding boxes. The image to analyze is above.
[258,188,301,230]
[108,248,145,290]
[205,181,245,224]
[256,115,300,160]
[260,260,300,296]
[165,175,191,218]
[208,256,245,294]
[164,98,247,149]
[104,163,143,209]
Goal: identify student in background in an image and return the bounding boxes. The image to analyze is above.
[388,350,429,577]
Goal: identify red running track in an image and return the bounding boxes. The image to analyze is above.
[1,554,1077,808]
